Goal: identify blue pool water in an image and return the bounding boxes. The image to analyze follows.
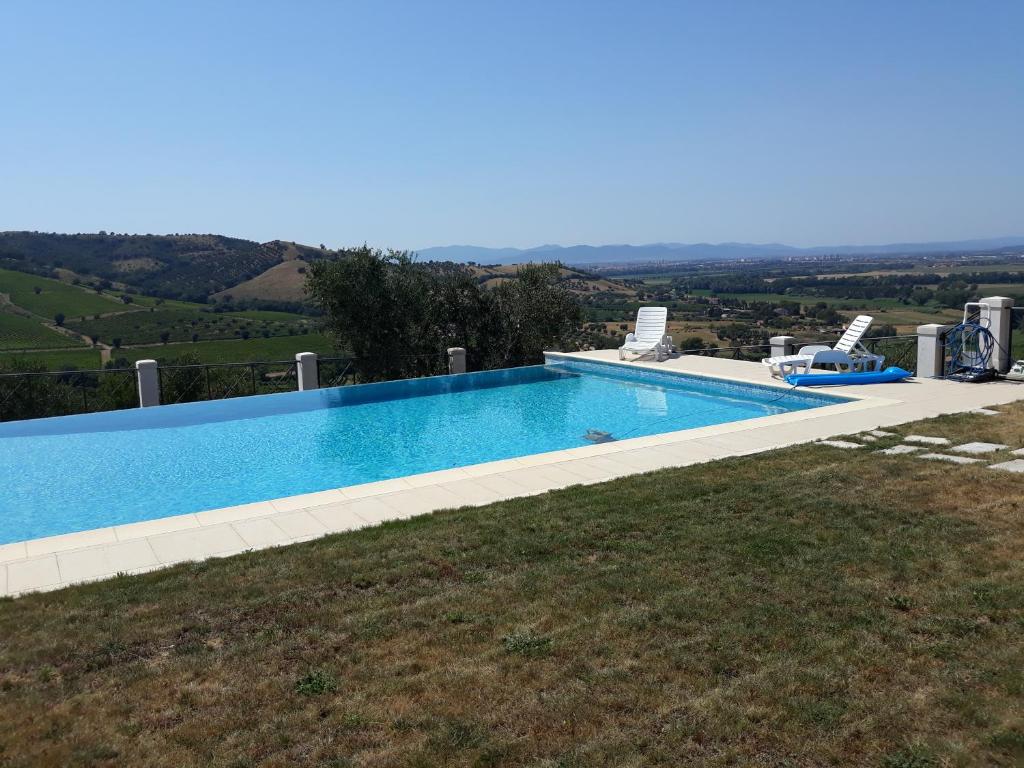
[0,359,846,544]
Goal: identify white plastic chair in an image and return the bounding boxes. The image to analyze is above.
[619,307,673,362]
[762,315,885,378]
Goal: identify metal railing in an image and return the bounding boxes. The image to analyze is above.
[0,352,454,423]
[675,335,918,372]
[317,356,359,388]
[0,367,137,423]
[157,360,299,404]
[861,335,918,373]
[318,352,450,388]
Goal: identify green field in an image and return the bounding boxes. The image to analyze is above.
[226,309,313,322]
[0,312,87,351]
[112,333,337,364]
[0,347,103,370]
[0,267,126,318]
[126,295,207,310]
[691,289,927,310]
[65,308,313,346]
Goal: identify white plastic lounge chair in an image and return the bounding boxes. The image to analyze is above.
[762,315,885,378]
[619,306,673,362]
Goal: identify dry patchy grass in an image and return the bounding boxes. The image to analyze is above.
[1,410,1024,766]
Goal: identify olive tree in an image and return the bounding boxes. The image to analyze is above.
[306,247,580,380]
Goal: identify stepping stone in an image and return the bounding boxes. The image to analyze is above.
[971,408,1000,416]
[869,430,896,438]
[1011,448,1024,456]
[904,435,951,446]
[878,445,924,455]
[989,459,1024,473]
[818,440,862,449]
[950,442,1008,454]
[918,453,984,464]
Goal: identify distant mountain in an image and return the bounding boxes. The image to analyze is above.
[416,237,1024,265]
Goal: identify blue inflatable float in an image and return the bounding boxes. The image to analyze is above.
[785,366,913,387]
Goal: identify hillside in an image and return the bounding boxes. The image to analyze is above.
[212,259,312,302]
[0,232,332,302]
[468,264,633,296]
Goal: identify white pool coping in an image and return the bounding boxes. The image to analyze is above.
[3,349,1023,597]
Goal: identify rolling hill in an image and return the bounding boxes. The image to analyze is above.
[0,232,332,302]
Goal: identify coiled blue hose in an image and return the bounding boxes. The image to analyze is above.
[944,321,994,380]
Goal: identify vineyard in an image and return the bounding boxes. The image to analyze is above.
[65,307,314,346]
[0,312,86,351]
[0,267,126,318]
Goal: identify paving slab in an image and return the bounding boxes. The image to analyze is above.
[269,510,330,541]
[950,442,1008,454]
[1011,448,1024,456]
[989,459,1024,473]
[56,539,158,584]
[869,430,896,437]
[147,525,248,565]
[904,435,952,446]
[971,408,1001,416]
[7,556,61,594]
[817,440,862,449]
[877,444,925,455]
[231,518,292,550]
[918,453,984,464]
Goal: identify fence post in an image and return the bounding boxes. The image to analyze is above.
[447,347,466,374]
[135,359,160,407]
[916,324,951,379]
[979,296,1014,373]
[769,336,795,358]
[296,352,319,391]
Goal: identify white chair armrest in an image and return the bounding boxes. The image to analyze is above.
[797,344,831,356]
[625,332,638,343]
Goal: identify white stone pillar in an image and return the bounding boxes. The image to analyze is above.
[447,347,466,374]
[135,359,160,408]
[296,352,319,391]
[916,324,951,379]
[769,335,795,357]
[979,296,1014,372]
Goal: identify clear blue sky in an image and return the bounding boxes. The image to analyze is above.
[1,1,1021,250]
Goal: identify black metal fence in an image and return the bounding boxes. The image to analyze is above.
[0,368,137,423]
[675,335,918,372]
[0,338,923,424]
[0,352,454,423]
[317,353,449,388]
[861,335,918,373]
[158,360,299,405]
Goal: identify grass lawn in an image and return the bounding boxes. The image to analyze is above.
[1,408,1023,766]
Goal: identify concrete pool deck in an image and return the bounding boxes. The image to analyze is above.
[4,349,1024,597]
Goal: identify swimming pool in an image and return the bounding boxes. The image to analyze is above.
[0,359,846,544]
